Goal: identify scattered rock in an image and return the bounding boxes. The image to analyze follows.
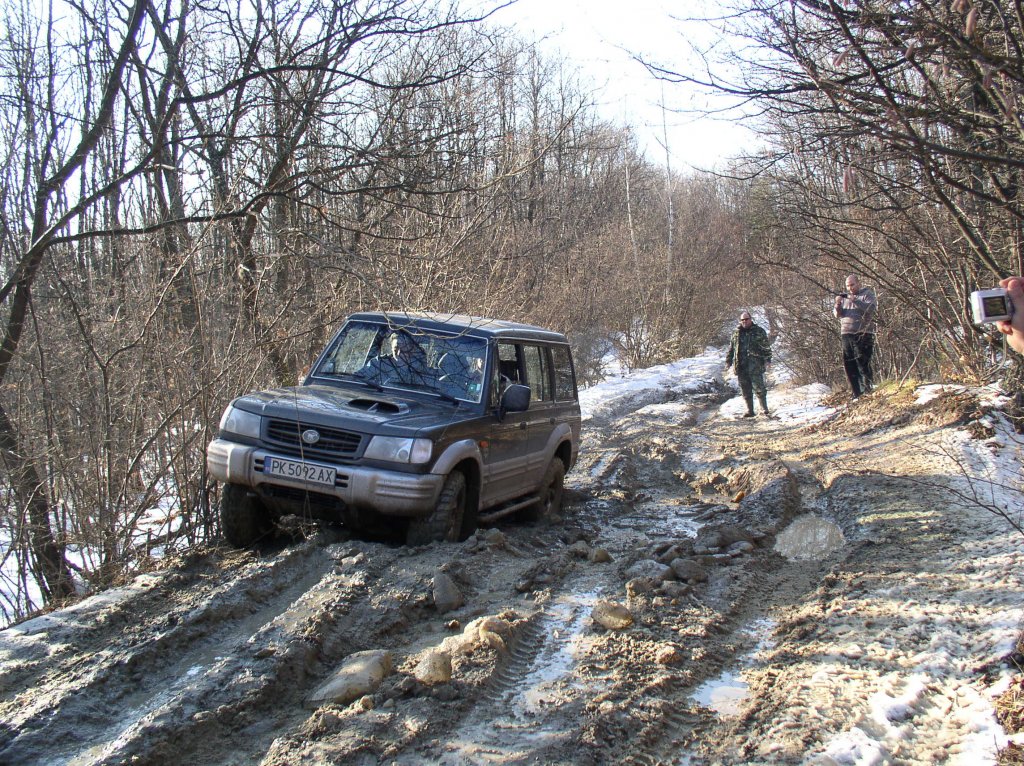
[432,572,464,614]
[726,541,754,556]
[693,538,722,555]
[440,615,513,656]
[306,650,394,708]
[592,600,634,630]
[589,547,612,563]
[568,540,592,559]
[338,552,368,570]
[625,559,674,582]
[732,490,746,502]
[432,684,459,701]
[669,558,708,583]
[658,580,691,599]
[357,695,375,710]
[414,650,452,685]
[718,525,755,545]
[482,529,507,547]
[476,616,510,652]
[626,577,655,597]
[655,544,687,564]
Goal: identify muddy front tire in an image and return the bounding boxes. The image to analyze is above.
[521,458,565,523]
[406,471,466,546]
[220,483,273,547]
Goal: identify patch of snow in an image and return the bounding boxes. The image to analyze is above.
[579,348,724,422]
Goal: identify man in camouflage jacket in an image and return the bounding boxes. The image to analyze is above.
[725,311,772,417]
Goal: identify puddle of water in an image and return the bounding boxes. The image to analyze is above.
[693,670,748,716]
[611,506,699,539]
[691,619,776,718]
[774,514,845,561]
[515,589,599,714]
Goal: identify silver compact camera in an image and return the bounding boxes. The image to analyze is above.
[970,288,1014,324]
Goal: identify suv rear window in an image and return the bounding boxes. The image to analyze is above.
[552,346,576,401]
[523,344,552,403]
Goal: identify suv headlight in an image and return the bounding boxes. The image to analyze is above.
[364,436,433,464]
[219,405,262,439]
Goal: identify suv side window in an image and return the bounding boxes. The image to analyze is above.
[492,342,522,406]
[523,344,552,403]
[552,345,577,401]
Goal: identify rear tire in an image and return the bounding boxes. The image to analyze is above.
[220,484,274,547]
[521,458,565,523]
[406,471,466,546]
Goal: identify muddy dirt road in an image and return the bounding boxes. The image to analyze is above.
[1,381,1021,765]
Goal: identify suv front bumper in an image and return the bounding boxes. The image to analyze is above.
[207,438,444,516]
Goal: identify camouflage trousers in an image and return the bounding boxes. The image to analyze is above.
[737,364,768,413]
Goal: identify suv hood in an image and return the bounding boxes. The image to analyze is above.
[234,384,472,432]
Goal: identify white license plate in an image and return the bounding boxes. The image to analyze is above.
[264,457,336,486]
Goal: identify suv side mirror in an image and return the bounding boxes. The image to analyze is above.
[499,384,530,418]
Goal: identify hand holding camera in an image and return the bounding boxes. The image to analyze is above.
[970,287,1014,324]
[974,277,1024,355]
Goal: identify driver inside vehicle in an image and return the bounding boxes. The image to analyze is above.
[363,331,432,387]
[437,351,485,400]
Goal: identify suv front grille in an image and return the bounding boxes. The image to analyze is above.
[265,419,364,462]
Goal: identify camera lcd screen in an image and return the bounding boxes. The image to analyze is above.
[983,295,1010,315]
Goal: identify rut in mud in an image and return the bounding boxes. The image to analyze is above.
[1,380,1022,765]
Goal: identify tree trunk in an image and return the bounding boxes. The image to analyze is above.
[0,401,73,601]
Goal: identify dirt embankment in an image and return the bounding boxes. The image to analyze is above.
[1,384,1021,765]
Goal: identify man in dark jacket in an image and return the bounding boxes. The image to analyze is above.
[725,312,773,418]
[833,274,877,398]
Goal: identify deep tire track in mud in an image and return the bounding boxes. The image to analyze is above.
[0,543,339,765]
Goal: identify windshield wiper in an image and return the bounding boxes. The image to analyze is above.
[339,371,384,391]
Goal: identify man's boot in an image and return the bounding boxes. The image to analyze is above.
[758,392,771,417]
[742,392,755,417]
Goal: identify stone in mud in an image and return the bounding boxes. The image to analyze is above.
[568,540,592,559]
[693,538,722,555]
[656,543,688,564]
[440,615,512,655]
[414,650,453,685]
[625,559,674,582]
[695,524,753,554]
[482,528,507,547]
[589,547,612,563]
[718,524,755,545]
[432,572,464,614]
[306,650,394,708]
[357,695,375,710]
[726,541,755,556]
[592,600,634,630]
[658,580,691,599]
[626,577,655,597]
[669,558,708,583]
[475,616,510,652]
[432,684,459,701]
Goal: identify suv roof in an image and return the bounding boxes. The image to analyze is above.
[346,311,569,344]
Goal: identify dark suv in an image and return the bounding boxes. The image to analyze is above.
[207,312,581,546]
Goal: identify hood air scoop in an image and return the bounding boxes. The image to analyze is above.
[348,398,407,414]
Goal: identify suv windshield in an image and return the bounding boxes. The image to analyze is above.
[313,320,488,403]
